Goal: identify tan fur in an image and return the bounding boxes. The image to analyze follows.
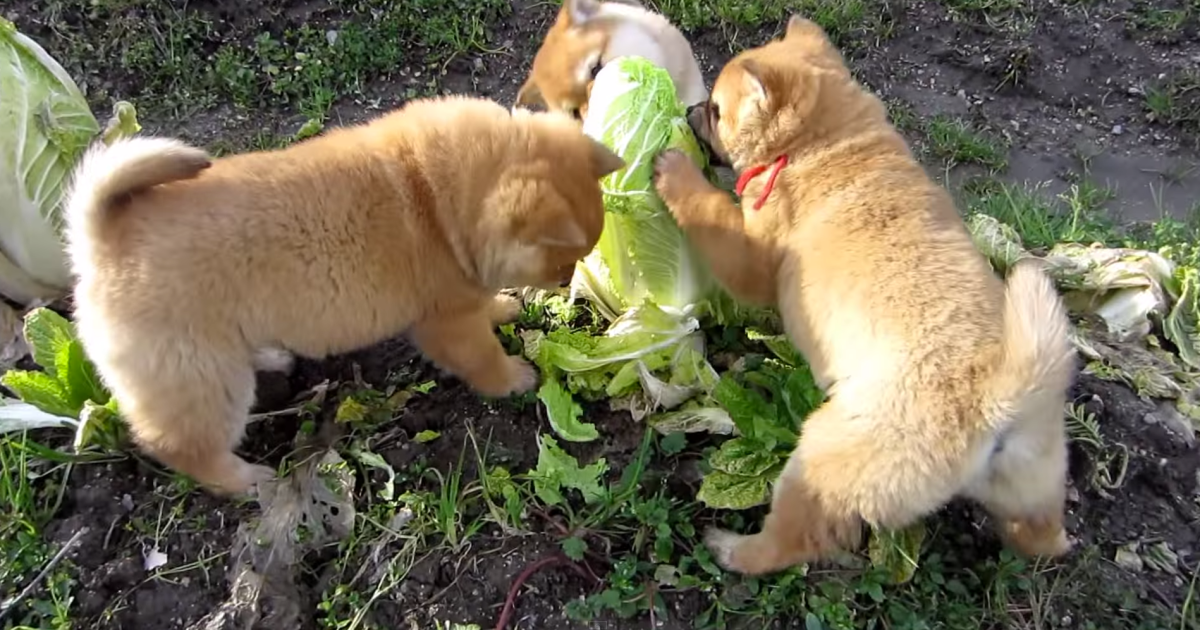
[652,16,1077,575]
[64,96,624,496]
[515,0,707,120]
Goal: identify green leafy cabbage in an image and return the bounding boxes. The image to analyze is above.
[0,18,141,305]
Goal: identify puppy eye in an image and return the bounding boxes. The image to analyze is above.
[589,62,603,79]
[709,102,721,122]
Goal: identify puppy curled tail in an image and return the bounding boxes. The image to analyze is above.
[64,137,211,261]
[989,257,1077,418]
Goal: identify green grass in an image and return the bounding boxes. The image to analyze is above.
[940,0,1026,13]
[648,0,891,48]
[36,0,510,118]
[0,435,74,629]
[962,178,1116,249]
[1145,71,1200,135]
[925,115,1010,171]
[1128,0,1197,35]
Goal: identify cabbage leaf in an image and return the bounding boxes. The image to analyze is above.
[0,18,141,305]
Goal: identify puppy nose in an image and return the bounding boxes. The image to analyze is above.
[559,276,572,288]
[685,103,703,117]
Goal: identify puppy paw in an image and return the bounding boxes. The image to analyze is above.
[467,355,540,398]
[703,527,744,571]
[241,463,278,492]
[654,149,710,207]
[488,294,524,325]
[501,356,540,396]
[204,459,277,497]
[1002,516,1072,558]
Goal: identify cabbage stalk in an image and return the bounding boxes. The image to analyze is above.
[1,18,141,306]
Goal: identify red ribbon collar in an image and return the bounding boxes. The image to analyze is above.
[734,154,789,211]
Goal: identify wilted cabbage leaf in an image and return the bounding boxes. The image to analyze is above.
[966,213,1030,274]
[868,522,927,585]
[1164,266,1200,370]
[0,18,141,305]
[1042,242,1176,341]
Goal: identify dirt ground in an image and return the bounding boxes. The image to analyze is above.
[5,0,1200,628]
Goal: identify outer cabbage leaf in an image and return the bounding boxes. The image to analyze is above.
[0,19,141,305]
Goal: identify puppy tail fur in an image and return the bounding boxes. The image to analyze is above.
[64,137,211,252]
[989,257,1077,420]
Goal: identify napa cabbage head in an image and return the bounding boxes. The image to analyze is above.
[572,56,715,320]
[1,18,140,306]
[523,56,743,443]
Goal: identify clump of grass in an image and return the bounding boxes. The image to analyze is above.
[925,115,1010,171]
[1145,72,1200,134]
[962,178,1116,249]
[1128,0,1194,35]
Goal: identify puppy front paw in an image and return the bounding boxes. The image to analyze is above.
[500,356,539,395]
[472,355,540,398]
[654,149,712,210]
[488,294,524,325]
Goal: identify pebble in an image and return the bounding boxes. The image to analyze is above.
[1111,124,1123,135]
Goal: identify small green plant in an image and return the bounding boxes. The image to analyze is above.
[1064,403,1129,498]
[1,308,122,451]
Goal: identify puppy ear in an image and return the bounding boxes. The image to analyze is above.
[515,79,544,109]
[536,215,589,248]
[564,0,602,26]
[739,59,770,108]
[586,138,625,178]
[785,15,816,39]
[785,14,835,49]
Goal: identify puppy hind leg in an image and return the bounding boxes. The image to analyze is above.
[704,404,865,576]
[705,450,861,576]
[119,346,274,495]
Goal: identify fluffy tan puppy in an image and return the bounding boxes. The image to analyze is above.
[515,0,707,121]
[63,96,624,496]
[652,16,1077,575]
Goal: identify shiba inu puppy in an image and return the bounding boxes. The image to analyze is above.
[516,0,708,120]
[652,16,1077,575]
[63,96,624,496]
